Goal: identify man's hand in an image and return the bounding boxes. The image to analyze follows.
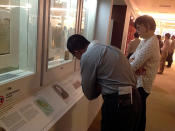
[129,58,134,63]
[135,68,146,75]
[96,85,101,94]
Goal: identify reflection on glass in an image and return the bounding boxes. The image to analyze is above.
[48,0,77,68]
[0,0,38,84]
[81,0,97,41]
[0,17,10,55]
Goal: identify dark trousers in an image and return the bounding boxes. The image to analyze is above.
[159,51,168,73]
[137,87,149,131]
[101,88,142,131]
[166,52,173,67]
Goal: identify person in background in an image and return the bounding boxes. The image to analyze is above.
[126,32,141,59]
[156,35,163,54]
[158,33,171,74]
[129,15,160,131]
[166,35,175,68]
[67,34,142,131]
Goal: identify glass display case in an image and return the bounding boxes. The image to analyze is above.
[81,0,97,41]
[46,0,97,69]
[0,10,10,55]
[0,0,38,85]
[48,0,77,68]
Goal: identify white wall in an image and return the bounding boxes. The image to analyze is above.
[120,0,138,53]
[94,0,113,44]
[120,6,131,52]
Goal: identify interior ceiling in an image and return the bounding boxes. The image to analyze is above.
[130,0,175,14]
[127,0,175,29]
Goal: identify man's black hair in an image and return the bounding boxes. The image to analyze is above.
[67,34,90,54]
[156,35,161,40]
[134,32,139,38]
[165,33,171,39]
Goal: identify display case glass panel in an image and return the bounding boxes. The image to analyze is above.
[81,0,97,41]
[0,0,38,85]
[48,0,77,69]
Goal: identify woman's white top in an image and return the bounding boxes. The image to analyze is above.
[130,35,160,93]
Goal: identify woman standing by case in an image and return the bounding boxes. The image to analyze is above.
[129,15,160,131]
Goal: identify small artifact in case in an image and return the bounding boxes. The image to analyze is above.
[73,80,81,89]
[64,50,69,60]
[53,84,69,99]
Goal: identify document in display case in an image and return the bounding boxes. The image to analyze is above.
[0,71,83,131]
[34,97,54,116]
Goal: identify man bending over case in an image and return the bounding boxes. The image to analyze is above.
[67,34,142,131]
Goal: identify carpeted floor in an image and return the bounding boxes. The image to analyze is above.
[88,56,175,131]
[146,62,175,131]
